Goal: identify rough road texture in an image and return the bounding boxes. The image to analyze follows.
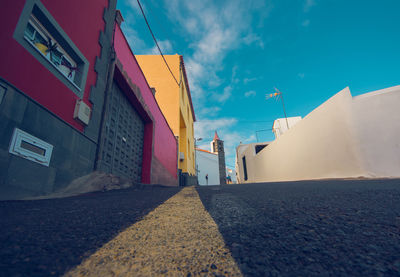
[65,187,242,277]
[0,186,180,276]
[3,179,400,276]
[196,179,400,276]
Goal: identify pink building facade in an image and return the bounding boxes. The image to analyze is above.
[0,1,177,200]
[0,0,116,199]
[95,14,178,186]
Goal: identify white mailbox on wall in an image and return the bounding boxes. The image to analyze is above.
[74,99,91,125]
[9,128,54,167]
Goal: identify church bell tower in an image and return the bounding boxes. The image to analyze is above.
[211,131,226,185]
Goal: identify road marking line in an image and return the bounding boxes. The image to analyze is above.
[64,187,242,276]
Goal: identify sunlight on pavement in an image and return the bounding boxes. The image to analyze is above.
[64,187,242,276]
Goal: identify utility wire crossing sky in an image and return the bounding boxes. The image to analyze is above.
[117,0,400,168]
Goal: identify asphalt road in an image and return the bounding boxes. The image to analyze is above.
[65,187,242,277]
[1,179,400,276]
[0,185,180,276]
[197,179,400,276]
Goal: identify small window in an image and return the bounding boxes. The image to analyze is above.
[13,0,89,97]
[9,128,53,167]
[24,15,79,86]
[242,156,248,181]
[255,144,267,154]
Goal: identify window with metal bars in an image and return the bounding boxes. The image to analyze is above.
[13,0,89,97]
[24,15,79,86]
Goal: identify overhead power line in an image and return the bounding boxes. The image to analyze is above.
[136,0,180,86]
[196,120,275,123]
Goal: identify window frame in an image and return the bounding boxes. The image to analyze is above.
[242,156,248,181]
[9,128,54,167]
[24,15,78,86]
[255,144,268,154]
[13,0,89,98]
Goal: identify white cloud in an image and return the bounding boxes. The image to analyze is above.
[302,19,310,27]
[149,40,173,55]
[119,1,176,55]
[212,86,233,103]
[185,58,205,86]
[127,0,142,14]
[243,77,258,84]
[163,0,271,100]
[121,22,148,53]
[120,0,270,166]
[193,27,234,62]
[245,90,257,97]
[304,0,316,12]
[198,106,221,117]
[231,65,240,84]
[185,58,221,101]
[243,33,265,49]
[119,1,153,54]
[298,73,305,79]
[172,0,272,164]
[194,118,238,140]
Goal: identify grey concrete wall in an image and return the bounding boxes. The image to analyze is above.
[86,0,117,143]
[181,173,198,186]
[0,79,97,200]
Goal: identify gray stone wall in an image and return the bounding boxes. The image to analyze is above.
[0,1,118,200]
[212,139,226,185]
[0,79,96,200]
[86,0,117,143]
[217,140,226,185]
[182,173,198,186]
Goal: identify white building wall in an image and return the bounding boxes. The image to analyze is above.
[236,87,369,182]
[196,150,219,185]
[352,85,400,177]
[273,117,302,138]
[235,144,247,184]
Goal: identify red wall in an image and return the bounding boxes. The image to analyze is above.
[0,0,108,131]
[114,24,178,180]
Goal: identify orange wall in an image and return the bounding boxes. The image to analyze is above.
[136,55,196,175]
[135,55,180,136]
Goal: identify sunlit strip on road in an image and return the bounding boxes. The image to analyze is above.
[65,187,242,276]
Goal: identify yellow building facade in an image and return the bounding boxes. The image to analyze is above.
[136,55,196,176]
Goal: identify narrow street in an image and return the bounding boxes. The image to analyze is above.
[1,1,399,276]
[1,179,400,276]
[197,179,400,276]
[0,186,180,276]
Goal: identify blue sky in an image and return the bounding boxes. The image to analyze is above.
[117,0,400,169]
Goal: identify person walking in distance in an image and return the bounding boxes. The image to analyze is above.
[205,174,208,185]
